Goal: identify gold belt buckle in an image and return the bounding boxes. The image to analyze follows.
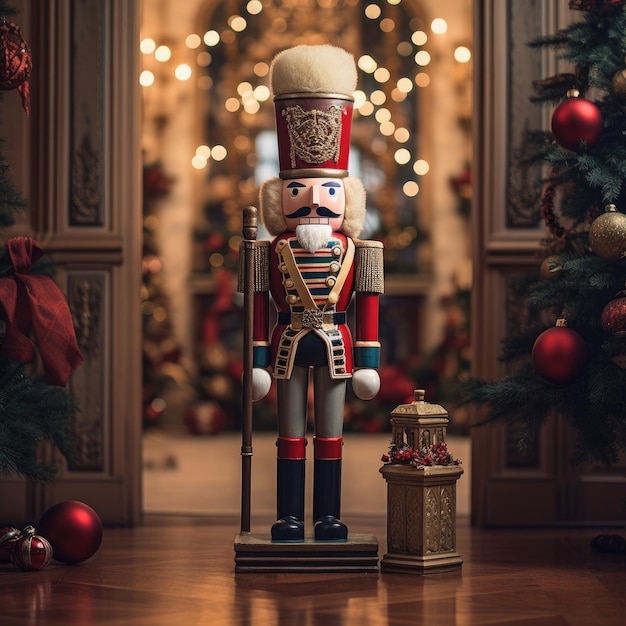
[301,309,324,329]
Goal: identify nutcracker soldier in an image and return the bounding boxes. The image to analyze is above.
[248,44,384,542]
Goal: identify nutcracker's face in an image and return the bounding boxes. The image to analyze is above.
[281,177,346,233]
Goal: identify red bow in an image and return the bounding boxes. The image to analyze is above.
[0,237,83,385]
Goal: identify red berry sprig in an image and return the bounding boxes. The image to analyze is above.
[381,441,461,468]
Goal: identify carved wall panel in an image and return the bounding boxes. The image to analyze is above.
[67,271,108,472]
[69,0,106,227]
[505,0,544,228]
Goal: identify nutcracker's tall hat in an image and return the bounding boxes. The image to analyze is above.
[270,45,357,180]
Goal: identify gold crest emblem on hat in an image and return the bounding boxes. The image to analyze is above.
[282,104,344,167]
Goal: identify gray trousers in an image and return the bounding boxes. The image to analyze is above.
[276,366,346,439]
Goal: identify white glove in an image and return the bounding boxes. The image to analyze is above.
[352,368,380,400]
[250,368,272,401]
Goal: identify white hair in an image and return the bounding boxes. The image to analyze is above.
[259,176,366,239]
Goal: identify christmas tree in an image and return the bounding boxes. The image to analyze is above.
[460,0,626,465]
[141,162,195,430]
[0,6,82,482]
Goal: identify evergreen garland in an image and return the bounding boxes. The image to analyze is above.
[0,360,77,482]
[459,1,626,465]
[0,1,80,482]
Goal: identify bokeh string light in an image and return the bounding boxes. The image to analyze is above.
[141,2,471,270]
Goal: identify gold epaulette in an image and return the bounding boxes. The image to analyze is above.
[237,240,270,293]
[354,239,384,294]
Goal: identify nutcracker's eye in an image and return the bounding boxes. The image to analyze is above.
[321,180,342,198]
[286,181,306,198]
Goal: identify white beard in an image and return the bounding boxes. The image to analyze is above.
[295,224,332,254]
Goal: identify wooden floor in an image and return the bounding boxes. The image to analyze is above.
[2,514,625,625]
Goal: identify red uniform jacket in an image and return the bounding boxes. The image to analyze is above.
[252,232,381,380]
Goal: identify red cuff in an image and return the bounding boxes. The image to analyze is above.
[276,437,306,459]
[314,437,343,460]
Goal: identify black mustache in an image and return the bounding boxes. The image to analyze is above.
[284,207,342,218]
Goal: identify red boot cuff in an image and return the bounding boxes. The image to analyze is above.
[314,437,343,460]
[276,437,307,460]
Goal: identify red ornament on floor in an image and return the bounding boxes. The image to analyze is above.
[38,501,103,564]
[0,526,21,563]
[11,527,53,571]
[551,92,603,151]
[532,321,588,384]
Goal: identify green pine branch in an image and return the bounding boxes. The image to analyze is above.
[461,2,626,465]
[0,358,78,482]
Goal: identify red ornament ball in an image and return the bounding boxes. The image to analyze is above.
[0,526,21,563]
[532,325,588,384]
[11,527,53,571]
[551,96,603,151]
[38,501,103,564]
[601,297,626,335]
[0,21,32,115]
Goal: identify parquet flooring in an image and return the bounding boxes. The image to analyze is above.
[2,514,625,625]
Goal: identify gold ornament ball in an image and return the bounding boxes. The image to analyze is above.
[612,69,626,102]
[539,256,562,280]
[589,206,626,260]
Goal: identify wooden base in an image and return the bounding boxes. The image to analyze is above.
[380,550,463,575]
[234,532,379,573]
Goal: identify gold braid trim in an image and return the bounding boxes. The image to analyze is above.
[237,240,270,292]
[354,240,384,294]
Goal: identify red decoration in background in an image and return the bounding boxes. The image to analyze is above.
[540,181,566,238]
[0,237,83,386]
[551,96,603,151]
[184,401,227,435]
[143,163,174,199]
[449,163,472,199]
[38,501,103,564]
[0,20,32,116]
[201,268,235,345]
[377,364,415,405]
[532,324,588,384]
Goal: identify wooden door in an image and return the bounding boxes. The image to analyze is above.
[471,0,626,527]
[0,0,142,526]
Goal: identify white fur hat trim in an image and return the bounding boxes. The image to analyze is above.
[270,45,357,98]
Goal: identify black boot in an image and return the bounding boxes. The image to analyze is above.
[271,438,306,542]
[313,437,348,541]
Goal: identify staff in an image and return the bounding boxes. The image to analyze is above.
[240,206,257,534]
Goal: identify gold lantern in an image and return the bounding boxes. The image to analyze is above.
[379,390,464,574]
